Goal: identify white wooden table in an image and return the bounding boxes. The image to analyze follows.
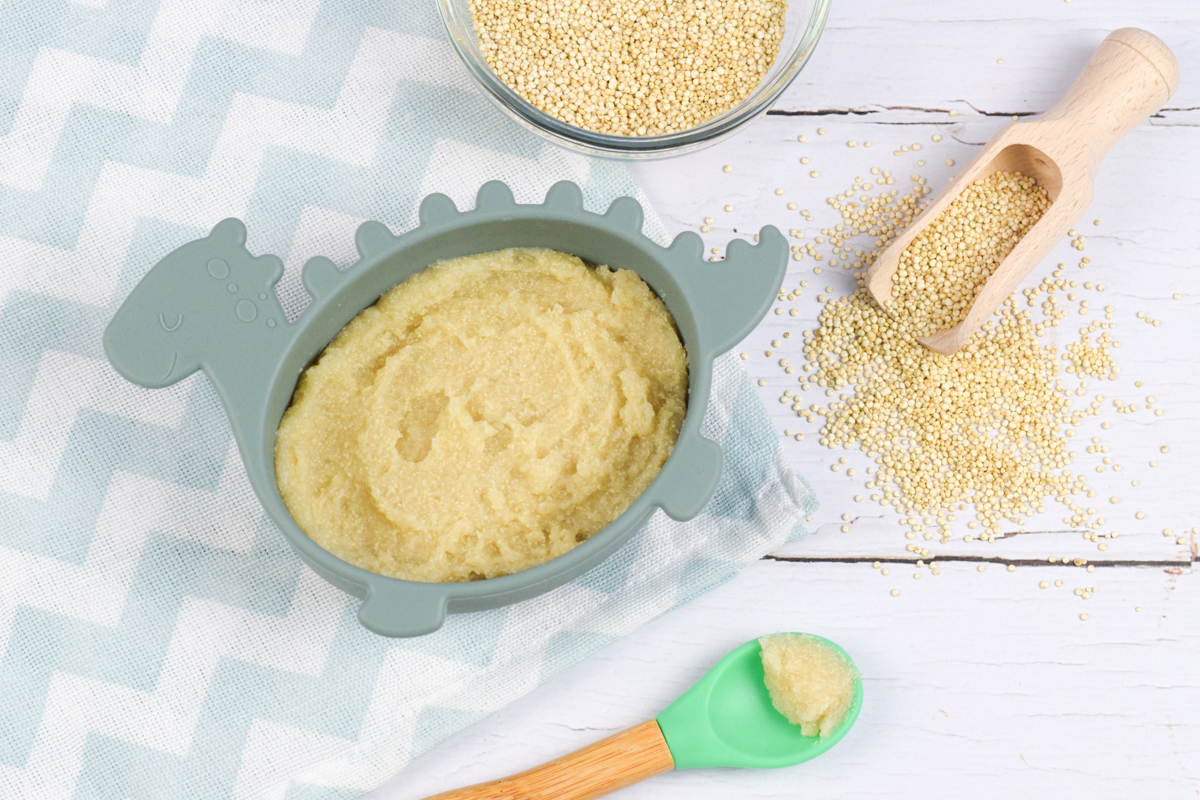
[371,3,1200,797]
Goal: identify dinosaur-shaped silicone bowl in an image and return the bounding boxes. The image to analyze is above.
[104,181,786,637]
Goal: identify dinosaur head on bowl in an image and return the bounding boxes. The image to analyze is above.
[105,218,286,390]
[103,181,788,637]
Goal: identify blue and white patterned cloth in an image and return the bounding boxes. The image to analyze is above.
[0,0,816,797]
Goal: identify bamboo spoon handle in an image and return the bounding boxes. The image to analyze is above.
[1040,28,1179,166]
[421,720,675,800]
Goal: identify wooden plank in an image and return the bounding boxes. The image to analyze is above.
[379,559,1199,799]
[373,3,1200,797]
[629,116,1199,565]
[773,1,1200,113]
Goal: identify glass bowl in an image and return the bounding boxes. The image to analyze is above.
[436,0,831,159]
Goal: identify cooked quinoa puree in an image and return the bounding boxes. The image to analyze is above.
[275,248,688,583]
[759,633,858,738]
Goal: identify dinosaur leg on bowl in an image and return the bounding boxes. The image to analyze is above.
[357,581,450,638]
[669,226,788,357]
[656,434,724,521]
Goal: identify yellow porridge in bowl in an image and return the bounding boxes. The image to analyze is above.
[275,247,688,583]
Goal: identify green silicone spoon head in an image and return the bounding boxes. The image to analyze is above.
[656,635,862,770]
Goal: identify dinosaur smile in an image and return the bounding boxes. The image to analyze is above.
[162,351,178,383]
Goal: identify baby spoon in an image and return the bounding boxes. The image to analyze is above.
[421,635,862,799]
[864,28,1178,355]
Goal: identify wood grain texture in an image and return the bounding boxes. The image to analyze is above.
[419,721,674,800]
[370,2,1198,798]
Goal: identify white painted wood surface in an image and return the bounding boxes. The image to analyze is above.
[371,3,1199,797]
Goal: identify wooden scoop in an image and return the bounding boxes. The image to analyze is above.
[864,28,1179,355]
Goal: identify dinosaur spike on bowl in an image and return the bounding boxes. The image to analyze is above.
[418,193,460,226]
[301,256,342,301]
[603,195,645,233]
[475,180,516,210]
[355,220,395,259]
[667,231,705,263]
[104,182,786,637]
[543,180,585,210]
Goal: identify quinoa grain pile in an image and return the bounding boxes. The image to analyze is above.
[469,0,787,136]
[782,166,1118,545]
[737,130,1181,609]
[805,289,1095,543]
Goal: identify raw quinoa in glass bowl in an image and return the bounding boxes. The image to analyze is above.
[436,0,830,159]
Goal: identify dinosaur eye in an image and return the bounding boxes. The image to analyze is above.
[159,312,183,332]
[207,258,230,279]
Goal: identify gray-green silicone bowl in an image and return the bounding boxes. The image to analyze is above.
[103,181,786,637]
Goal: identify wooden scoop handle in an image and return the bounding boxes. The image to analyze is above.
[1041,28,1179,165]
[421,720,675,800]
